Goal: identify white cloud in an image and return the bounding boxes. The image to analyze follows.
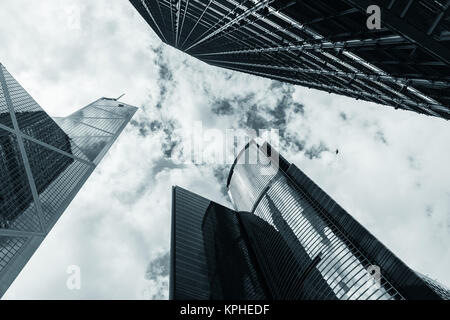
[1,0,449,300]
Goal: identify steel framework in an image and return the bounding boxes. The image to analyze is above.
[0,63,138,297]
[131,0,450,120]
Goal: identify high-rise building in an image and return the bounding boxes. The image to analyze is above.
[131,0,450,120]
[0,63,138,297]
[171,140,450,300]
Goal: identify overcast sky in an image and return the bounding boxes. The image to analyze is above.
[1,0,449,299]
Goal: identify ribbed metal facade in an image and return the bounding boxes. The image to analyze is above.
[170,186,212,299]
[131,0,450,120]
[0,64,138,297]
[170,140,450,300]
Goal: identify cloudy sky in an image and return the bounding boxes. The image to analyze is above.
[1,0,449,299]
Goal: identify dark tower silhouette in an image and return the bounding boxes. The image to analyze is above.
[131,0,450,120]
[170,140,450,300]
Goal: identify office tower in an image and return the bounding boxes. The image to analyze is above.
[131,0,450,120]
[0,64,137,297]
[171,140,450,300]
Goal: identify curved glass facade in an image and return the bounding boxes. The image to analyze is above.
[171,141,449,300]
[226,141,448,300]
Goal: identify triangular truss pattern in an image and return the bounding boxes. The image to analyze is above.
[0,129,42,233]
[0,65,45,132]
[0,64,138,298]
[0,77,13,129]
[23,139,93,226]
[70,136,112,163]
[53,117,113,137]
[0,64,86,161]
[70,117,125,135]
[21,116,93,162]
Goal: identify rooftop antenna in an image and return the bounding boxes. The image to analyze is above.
[115,93,125,101]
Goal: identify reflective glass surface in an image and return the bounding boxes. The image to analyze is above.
[0,129,41,232]
[1,65,43,131]
[0,82,13,128]
[202,200,267,299]
[245,173,401,300]
[0,64,138,297]
[226,141,449,300]
[228,142,280,212]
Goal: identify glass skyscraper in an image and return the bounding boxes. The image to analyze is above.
[131,0,450,120]
[171,140,450,300]
[0,63,137,297]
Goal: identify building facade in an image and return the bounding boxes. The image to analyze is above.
[0,63,138,297]
[131,0,450,120]
[171,140,450,300]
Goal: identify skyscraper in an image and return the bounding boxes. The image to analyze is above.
[131,0,450,120]
[0,63,138,297]
[171,140,450,300]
